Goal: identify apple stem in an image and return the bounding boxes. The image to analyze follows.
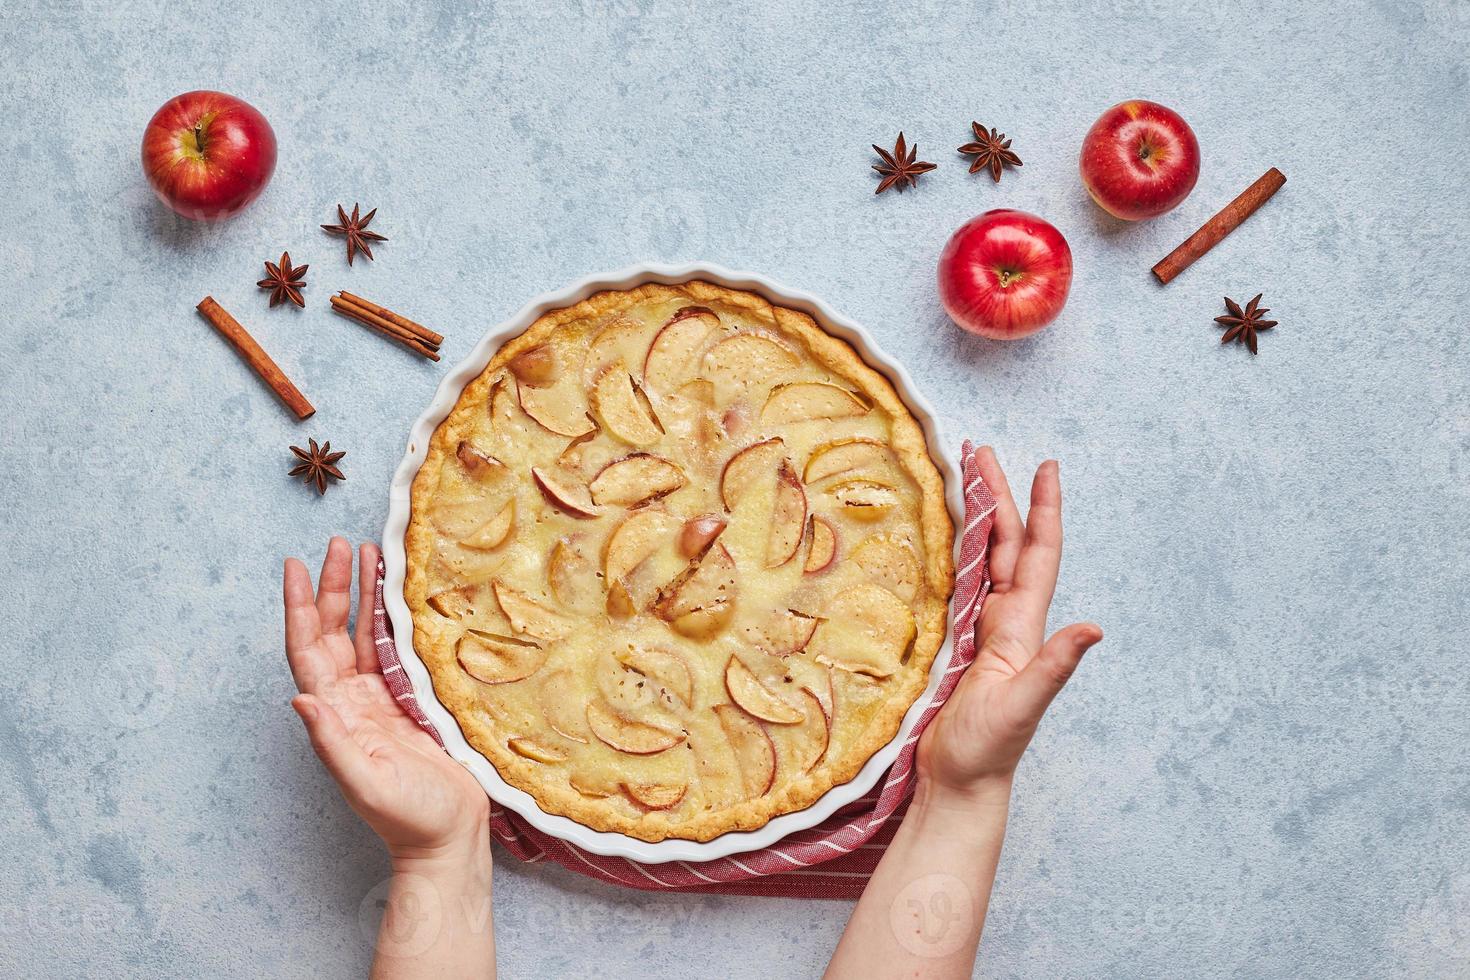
[193,123,205,154]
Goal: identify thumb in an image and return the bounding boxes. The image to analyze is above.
[292,694,378,798]
[1010,622,1102,722]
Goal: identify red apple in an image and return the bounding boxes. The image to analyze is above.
[937,209,1072,340]
[1079,100,1200,221]
[141,91,276,221]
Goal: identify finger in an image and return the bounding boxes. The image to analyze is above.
[292,694,379,800]
[1009,622,1102,722]
[1012,461,1063,629]
[354,542,383,675]
[284,557,336,694]
[316,537,355,639]
[974,446,1024,590]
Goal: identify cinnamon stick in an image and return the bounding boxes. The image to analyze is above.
[338,291,443,347]
[1152,167,1286,285]
[196,296,315,419]
[330,295,441,361]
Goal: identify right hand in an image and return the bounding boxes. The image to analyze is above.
[916,448,1102,804]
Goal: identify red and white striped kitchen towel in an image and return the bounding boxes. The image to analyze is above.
[373,441,995,899]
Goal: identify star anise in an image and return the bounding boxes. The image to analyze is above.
[957,121,1022,182]
[1214,294,1278,355]
[288,439,346,495]
[321,203,388,265]
[256,251,309,308]
[871,133,937,194]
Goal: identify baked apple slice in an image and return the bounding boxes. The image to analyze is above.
[456,441,508,481]
[508,344,558,387]
[678,515,727,558]
[829,479,898,522]
[765,459,807,567]
[588,453,686,507]
[651,542,737,639]
[643,306,720,394]
[491,581,571,644]
[690,733,744,810]
[517,376,598,438]
[804,516,838,573]
[429,542,507,590]
[701,333,799,389]
[430,455,503,536]
[656,378,721,462]
[429,499,496,539]
[583,314,644,380]
[537,669,589,743]
[600,658,661,717]
[457,631,548,685]
[787,690,831,773]
[426,587,468,620]
[487,376,562,457]
[724,656,803,724]
[615,645,695,708]
[568,772,617,798]
[714,704,776,799]
[488,376,519,427]
[554,421,602,473]
[531,466,600,519]
[719,437,784,511]
[810,583,915,678]
[802,437,892,484]
[426,582,498,622]
[622,782,687,810]
[507,736,567,764]
[851,536,921,602]
[547,536,601,614]
[759,382,870,425]
[586,700,685,755]
[605,580,636,620]
[721,399,751,440]
[746,608,820,656]
[604,508,682,584]
[461,500,515,550]
[802,665,834,721]
[667,376,715,413]
[590,363,664,446]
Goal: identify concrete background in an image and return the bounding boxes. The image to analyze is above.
[2,0,1467,976]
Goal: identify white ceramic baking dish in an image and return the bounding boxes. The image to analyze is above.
[381,262,962,864]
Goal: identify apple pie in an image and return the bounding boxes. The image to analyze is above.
[405,281,953,842]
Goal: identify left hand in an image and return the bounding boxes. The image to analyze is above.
[283,537,488,861]
[916,449,1102,805]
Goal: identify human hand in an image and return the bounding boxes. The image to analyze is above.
[283,537,489,863]
[916,449,1102,806]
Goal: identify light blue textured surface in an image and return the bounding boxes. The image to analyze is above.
[2,1,1467,977]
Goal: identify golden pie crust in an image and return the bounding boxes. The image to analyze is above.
[405,281,953,842]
